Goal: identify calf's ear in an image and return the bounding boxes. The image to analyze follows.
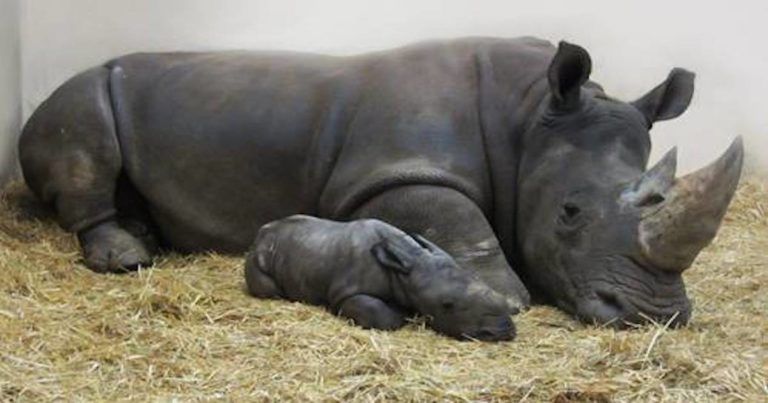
[410,234,442,254]
[371,242,412,275]
[632,68,695,127]
[548,41,592,110]
[411,234,454,263]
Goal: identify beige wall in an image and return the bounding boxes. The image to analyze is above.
[0,0,20,183]
[18,0,768,173]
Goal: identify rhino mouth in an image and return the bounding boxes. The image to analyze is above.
[575,257,691,328]
[581,287,691,329]
[436,315,515,342]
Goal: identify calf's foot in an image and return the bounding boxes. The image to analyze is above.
[77,220,153,273]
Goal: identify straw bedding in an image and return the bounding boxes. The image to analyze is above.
[0,179,765,401]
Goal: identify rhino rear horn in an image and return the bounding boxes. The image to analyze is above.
[621,147,678,210]
[634,137,744,271]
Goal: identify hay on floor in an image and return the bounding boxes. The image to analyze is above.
[0,179,765,401]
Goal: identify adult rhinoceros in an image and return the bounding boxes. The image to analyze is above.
[19,37,743,327]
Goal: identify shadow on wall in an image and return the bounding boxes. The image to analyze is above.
[0,0,21,185]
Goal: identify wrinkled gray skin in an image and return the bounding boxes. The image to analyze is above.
[245,215,515,341]
[19,37,743,328]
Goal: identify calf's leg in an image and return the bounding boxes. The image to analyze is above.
[19,67,153,273]
[336,295,405,330]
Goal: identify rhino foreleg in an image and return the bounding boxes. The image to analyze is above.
[351,185,530,311]
[336,295,406,330]
[18,66,154,273]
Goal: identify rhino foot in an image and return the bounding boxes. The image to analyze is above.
[78,220,153,273]
[470,262,530,314]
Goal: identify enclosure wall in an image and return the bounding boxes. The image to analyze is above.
[0,0,20,184]
[16,0,768,174]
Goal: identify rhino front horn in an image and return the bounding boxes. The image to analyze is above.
[633,137,744,272]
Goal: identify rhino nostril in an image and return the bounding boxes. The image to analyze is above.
[595,290,626,314]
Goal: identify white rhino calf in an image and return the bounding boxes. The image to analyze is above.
[245,215,515,341]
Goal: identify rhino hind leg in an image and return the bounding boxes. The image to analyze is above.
[336,295,406,330]
[114,175,161,255]
[19,66,155,273]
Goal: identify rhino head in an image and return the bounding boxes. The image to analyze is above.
[371,233,515,341]
[516,42,744,327]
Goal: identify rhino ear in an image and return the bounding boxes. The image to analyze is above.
[632,68,695,127]
[548,41,592,110]
[371,242,412,275]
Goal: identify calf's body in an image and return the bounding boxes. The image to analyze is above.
[245,215,515,341]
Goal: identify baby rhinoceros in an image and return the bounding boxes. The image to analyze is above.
[244,215,515,341]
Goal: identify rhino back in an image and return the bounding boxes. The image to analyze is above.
[103,37,554,252]
[108,51,357,251]
[319,40,494,218]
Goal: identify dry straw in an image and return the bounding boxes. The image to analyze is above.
[0,179,765,401]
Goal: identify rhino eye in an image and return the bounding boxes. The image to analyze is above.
[557,202,591,232]
[442,301,455,311]
[563,203,581,218]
